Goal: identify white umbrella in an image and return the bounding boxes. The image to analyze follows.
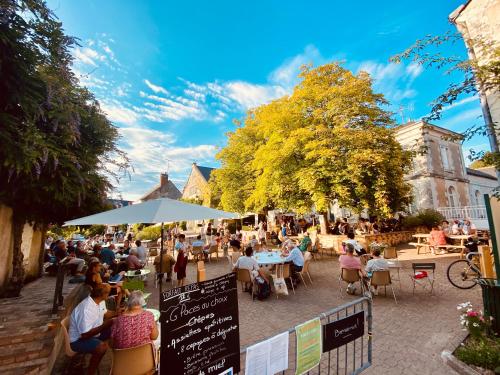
[63,198,239,297]
[64,197,239,226]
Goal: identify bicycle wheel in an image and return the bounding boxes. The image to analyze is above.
[446,260,480,289]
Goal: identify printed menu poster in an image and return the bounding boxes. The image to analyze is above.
[245,331,289,375]
[160,273,240,375]
[295,318,322,375]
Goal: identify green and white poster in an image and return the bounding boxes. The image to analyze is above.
[295,318,322,375]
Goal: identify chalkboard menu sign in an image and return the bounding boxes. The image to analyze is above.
[322,311,364,352]
[160,272,240,375]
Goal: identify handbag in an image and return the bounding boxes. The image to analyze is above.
[273,277,288,295]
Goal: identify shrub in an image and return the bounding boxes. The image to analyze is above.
[402,209,444,230]
[455,336,500,371]
[136,225,161,241]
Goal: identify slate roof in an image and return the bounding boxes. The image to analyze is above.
[196,165,215,182]
[466,167,497,181]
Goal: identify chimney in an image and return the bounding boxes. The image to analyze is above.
[160,172,168,187]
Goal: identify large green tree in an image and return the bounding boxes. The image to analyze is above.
[212,63,413,217]
[0,0,127,297]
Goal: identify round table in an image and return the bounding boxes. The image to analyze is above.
[253,251,285,266]
[125,269,151,278]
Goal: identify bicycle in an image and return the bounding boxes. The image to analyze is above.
[446,251,482,289]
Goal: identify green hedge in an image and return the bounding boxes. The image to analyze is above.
[402,209,444,230]
[136,225,161,241]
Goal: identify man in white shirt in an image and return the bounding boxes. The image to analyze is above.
[365,249,389,296]
[233,247,269,290]
[462,219,477,236]
[69,284,116,375]
[344,232,367,255]
[134,240,148,264]
[283,242,305,285]
[451,220,462,235]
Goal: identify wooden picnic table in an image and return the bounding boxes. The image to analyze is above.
[410,233,471,258]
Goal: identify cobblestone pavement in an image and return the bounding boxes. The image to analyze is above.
[55,245,481,374]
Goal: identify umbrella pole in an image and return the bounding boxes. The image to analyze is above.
[159,222,164,303]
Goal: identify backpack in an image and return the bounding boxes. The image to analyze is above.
[256,278,271,300]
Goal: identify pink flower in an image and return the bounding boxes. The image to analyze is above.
[467,311,478,318]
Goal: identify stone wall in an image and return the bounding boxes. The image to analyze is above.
[318,231,415,254]
[0,204,44,292]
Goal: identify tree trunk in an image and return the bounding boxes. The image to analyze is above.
[318,212,328,235]
[37,224,48,278]
[3,214,25,297]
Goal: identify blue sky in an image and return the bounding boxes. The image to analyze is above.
[47,0,489,200]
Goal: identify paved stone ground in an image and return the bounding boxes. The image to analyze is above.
[52,245,482,374]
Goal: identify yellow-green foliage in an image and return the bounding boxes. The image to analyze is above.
[212,63,413,216]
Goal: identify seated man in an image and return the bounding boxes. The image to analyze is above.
[365,249,389,295]
[125,249,143,270]
[283,242,305,285]
[298,232,312,253]
[191,235,205,248]
[69,284,117,375]
[99,244,116,268]
[451,220,462,235]
[462,219,477,236]
[54,240,85,275]
[339,244,366,295]
[233,246,269,292]
[154,249,176,282]
[344,232,367,256]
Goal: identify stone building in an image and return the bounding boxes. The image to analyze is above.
[181,163,215,206]
[450,0,500,147]
[395,120,498,228]
[136,172,182,202]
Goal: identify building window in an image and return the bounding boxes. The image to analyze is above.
[475,190,482,206]
[447,186,458,207]
[440,145,452,171]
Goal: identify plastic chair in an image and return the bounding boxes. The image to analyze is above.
[298,259,313,286]
[339,268,365,297]
[191,246,204,262]
[208,244,219,261]
[383,247,398,259]
[411,263,435,294]
[370,270,397,303]
[236,268,255,301]
[110,342,156,375]
[280,263,295,295]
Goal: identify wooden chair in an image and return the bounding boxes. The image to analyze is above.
[298,259,313,286]
[110,342,156,375]
[236,268,255,301]
[197,261,206,282]
[191,246,204,262]
[383,247,398,259]
[411,263,436,295]
[339,268,365,297]
[208,244,219,261]
[370,270,397,303]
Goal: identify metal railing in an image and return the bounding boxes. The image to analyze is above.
[238,297,372,375]
[437,206,487,220]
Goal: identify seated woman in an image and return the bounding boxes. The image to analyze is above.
[110,291,158,349]
[428,226,447,255]
[85,259,124,308]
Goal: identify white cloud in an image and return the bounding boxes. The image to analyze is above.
[144,79,169,95]
[74,47,99,66]
[357,60,420,102]
[406,62,423,80]
[110,127,217,199]
[268,44,323,89]
[101,101,139,125]
[440,107,483,129]
[441,95,480,113]
[222,81,287,109]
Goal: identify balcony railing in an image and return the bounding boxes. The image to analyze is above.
[437,206,487,220]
